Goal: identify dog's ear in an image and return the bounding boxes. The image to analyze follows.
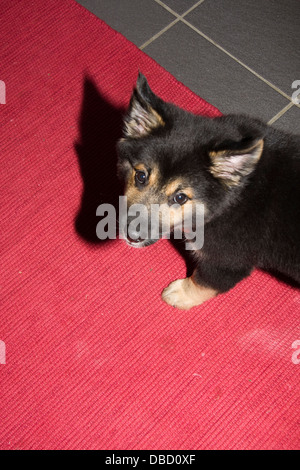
[123,73,165,139]
[209,132,264,187]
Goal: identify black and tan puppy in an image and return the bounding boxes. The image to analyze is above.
[117,73,300,309]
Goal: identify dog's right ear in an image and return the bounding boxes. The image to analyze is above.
[123,73,165,139]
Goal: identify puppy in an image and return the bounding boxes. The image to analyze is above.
[117,73,300,309]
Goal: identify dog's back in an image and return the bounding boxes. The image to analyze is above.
[255,127,300,281]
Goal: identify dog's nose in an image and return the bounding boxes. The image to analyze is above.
[127,234,145,244]
[126,218,146,244]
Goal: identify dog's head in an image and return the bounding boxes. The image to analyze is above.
[117,73,266,248]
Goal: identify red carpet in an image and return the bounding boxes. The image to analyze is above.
[0,0,299,450]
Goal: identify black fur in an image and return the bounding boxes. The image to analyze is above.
[118,74,300,296]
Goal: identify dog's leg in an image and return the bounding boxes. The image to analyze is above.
[161,274,218,310]
[162,262,252,310]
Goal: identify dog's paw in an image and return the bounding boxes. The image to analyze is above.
[162,277,217,310]
[162,278,195,310]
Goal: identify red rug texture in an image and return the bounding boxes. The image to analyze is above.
[0,0,299,450]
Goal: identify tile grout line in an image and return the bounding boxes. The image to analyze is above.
[140,0,205,50]
[154,0,205,18]
[140,18,179,50]
[180,16,295,104]
[146,0,300,109]
[267,102,295,125]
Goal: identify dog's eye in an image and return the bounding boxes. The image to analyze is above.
[135,170,147,185]
[174,193,188,205]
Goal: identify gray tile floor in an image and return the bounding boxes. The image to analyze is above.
[76,0,300,134]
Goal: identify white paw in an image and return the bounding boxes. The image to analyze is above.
[161,278,197,310]
[162,278,218,310]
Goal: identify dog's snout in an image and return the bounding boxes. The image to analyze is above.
[126,222,145,244]
[127,234,145,244]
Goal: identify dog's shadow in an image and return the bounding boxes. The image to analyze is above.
[74,76,196,276]
[74,75,124,244]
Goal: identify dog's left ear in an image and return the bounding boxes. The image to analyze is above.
[123,73,165,139]
[209,135,264,187]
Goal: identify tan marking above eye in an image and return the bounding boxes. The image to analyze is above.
[165,180,194,200]
[134,163,147,172]
[181,188,194,200]
[165,179,182,197]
